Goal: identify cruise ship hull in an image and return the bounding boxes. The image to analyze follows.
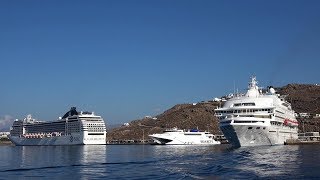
[8,133,106,146]
[215,77,299,147]
[220,124,298,147]
[9,107,107,146]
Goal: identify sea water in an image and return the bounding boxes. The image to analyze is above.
[0,144,319,179]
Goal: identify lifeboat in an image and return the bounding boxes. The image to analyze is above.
[284,119,298,127]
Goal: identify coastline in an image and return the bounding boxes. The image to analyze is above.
[285,139,320,145]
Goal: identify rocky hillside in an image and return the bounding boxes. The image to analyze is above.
[277,84,320,132]
[277,84,320,114]
[107,102,221,142]
[107,84,320,142]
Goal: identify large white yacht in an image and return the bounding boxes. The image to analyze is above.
[215,77,298,147]
[149,127,221,145]
[9,107,107,145]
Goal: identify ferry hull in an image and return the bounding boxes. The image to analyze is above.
[149,134,221,145]
[220,124,298,147]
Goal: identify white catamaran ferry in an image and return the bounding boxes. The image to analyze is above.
[9,107,107,145]
[215,77,298,147]
[149,127,221,145]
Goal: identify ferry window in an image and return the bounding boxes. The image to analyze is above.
[263,127,266,130]
[248,127,253,129]
[256,127,260,129]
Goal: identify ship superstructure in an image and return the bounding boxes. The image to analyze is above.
[9,107,107,145]
[215,77,298,147]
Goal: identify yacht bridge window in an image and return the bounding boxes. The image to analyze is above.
[234,103,256,107]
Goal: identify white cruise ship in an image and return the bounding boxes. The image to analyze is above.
[215,77,298,147]
[9,107,107,146]
[149,127,221,145]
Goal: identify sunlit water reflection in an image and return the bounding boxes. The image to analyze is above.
[0,144,319,179]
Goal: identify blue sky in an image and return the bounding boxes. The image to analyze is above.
[1,1,320,126]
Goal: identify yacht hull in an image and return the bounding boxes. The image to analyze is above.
[149,133,221,145]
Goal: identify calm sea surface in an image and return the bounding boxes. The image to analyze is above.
[0,144,320,179]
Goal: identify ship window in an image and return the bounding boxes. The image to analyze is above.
[263,127,266,130]
[256,127,260,129]
[248,127,252,129]
[234,103,255,106]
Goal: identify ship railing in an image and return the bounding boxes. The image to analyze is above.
[220,114,272,120]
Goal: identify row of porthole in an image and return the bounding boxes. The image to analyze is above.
[87,123,103,126]
[89,127,104,129]
[248,127,266,130]
[87,124,103,127]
